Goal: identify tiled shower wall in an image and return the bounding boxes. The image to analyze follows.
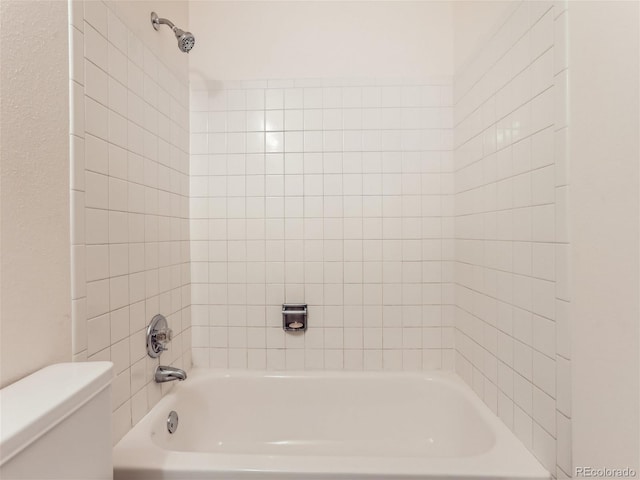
[189,79,455,371]
[68,1,191,443]
[453,1,570,477]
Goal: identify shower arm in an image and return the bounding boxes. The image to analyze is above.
[151,12,177,32]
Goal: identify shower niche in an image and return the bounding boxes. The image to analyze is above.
[282,304,308,332]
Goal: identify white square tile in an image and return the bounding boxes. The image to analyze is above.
[108,43,127,85]
[284,89,303,109]
[323,87,342,108]
[266,132,284,153]
[84,24,108,70]
[514,406,533,449]
[284,110,303,131]
[266,89,284,110]
[85,97,109,140]
[556,412,571,475]
[303,88,322,108]
[556,355,571,416]
[533,422,556,473]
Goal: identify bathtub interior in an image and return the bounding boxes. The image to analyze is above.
[149,372,495,457]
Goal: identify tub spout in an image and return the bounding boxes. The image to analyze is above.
[155,365,187,383]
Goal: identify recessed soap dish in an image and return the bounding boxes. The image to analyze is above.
[282,304,307,332]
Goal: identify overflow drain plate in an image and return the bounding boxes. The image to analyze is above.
[167,411,178,434]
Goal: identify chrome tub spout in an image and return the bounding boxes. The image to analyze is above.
[155,365,187,383]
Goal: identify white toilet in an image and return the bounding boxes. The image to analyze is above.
[0,362,113,479]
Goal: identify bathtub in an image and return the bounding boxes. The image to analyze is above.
[113,370,549,480]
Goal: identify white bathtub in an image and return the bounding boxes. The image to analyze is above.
[113,370,549,480]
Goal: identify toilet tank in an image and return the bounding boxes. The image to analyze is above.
[0,362,113,480]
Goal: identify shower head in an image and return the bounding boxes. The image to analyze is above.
[174,28,195,53]
[150,12,195,53]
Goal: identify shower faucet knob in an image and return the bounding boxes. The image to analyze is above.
[146,314,173,358]
[155,328,173,343]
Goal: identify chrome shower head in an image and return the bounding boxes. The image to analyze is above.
[150,12,195,53]
[174,28,195,53]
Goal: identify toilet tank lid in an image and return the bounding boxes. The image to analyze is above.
[0,362,113,466]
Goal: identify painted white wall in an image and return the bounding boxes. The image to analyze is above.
[452,0,513,73]
[188,1,454,85]
[569,0,640,472]
[0,0,71,388]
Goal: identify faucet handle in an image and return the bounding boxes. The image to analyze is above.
[147,315,173,358]
[155,328,172,352]
[155,327,173,343]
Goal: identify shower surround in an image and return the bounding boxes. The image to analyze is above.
[67,0,574,476]
[68,0,192,444]
[189,79,455,371]
[453,2,569,476]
